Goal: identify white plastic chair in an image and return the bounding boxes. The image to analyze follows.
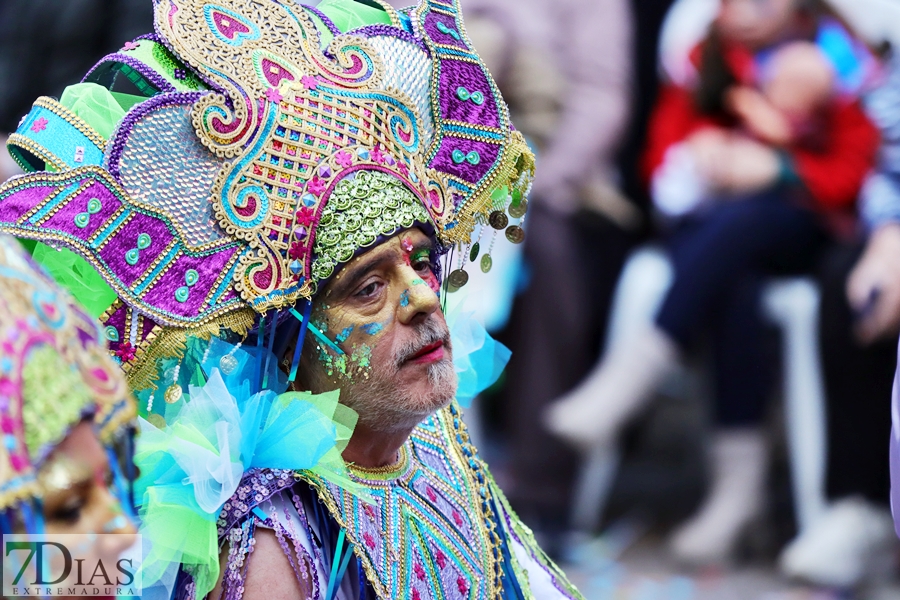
[570,247,828,535]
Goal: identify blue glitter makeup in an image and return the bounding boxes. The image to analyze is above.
[400,289,410,307]
[361,317,391,335]
[335,325,355,343]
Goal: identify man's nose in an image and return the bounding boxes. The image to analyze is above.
[397,267,440,324]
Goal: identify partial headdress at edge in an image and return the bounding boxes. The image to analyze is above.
[0,0,533,395]
[0,235,135,529]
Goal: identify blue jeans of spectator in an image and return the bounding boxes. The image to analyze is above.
[655,189,827,427]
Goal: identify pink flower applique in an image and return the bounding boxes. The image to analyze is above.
[265,87,283,104]
[396,161,409,177]
[301,75,319,90]
[122,41,140,51]
[370,145,386,164]
[288,241,304,260]
[307,176,326,196]
[30,117,48,133]
[295,207,315,227]
[334,151,353,168]
[9,453,28,472]
[114,342,137,363]
[1,414,16,434]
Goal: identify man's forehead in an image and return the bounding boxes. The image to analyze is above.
[320,228,434,294]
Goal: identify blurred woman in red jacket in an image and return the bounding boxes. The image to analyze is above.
[548,0,879,564]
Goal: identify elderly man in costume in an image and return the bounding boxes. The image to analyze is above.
[0,0,582,598]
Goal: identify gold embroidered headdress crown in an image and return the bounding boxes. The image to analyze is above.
[0,0,533,388]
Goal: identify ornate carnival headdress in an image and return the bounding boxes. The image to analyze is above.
[0,0,533,390]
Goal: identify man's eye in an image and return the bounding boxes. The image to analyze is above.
[356,282,381,298]
[412,260,433,274]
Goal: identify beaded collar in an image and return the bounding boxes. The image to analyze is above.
[302,403,504,600]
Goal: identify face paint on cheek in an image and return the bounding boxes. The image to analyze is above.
[335,325,355,343]
[350,343,373,370]
[361,317,392,336]
[412,276,440,295]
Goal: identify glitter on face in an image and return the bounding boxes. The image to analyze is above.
[361,317,391,336]
[335,325,355,343]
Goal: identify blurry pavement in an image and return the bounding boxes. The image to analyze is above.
[559,522,900,600]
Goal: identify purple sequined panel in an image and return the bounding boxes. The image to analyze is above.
[437,60,499,128]
[140,248,238,316]
[97,213,174,287]
[104,304,127,333]
[41,180,123,239]
[0,185,55,222]
[217,468,295,536]
[422,12,468,50]
[429,137,500,183]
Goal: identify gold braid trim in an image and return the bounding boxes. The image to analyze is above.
[487,469,586,599]
[442,131,535,246]
[124,308,257,392]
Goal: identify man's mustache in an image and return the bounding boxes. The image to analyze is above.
[393,319,452,368]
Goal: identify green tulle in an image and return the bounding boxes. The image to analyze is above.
[314,0,392,47]
[59,83,128,140]
[30,243,117,319]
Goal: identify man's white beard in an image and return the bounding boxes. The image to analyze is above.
[339,355,458,433]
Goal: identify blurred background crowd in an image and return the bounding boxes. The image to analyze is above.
[4,0,900,597]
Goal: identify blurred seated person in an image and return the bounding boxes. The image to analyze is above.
[780,49,900,588]
[547,0,879,565]
[460,0,639,545]
[0,234,136,561]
